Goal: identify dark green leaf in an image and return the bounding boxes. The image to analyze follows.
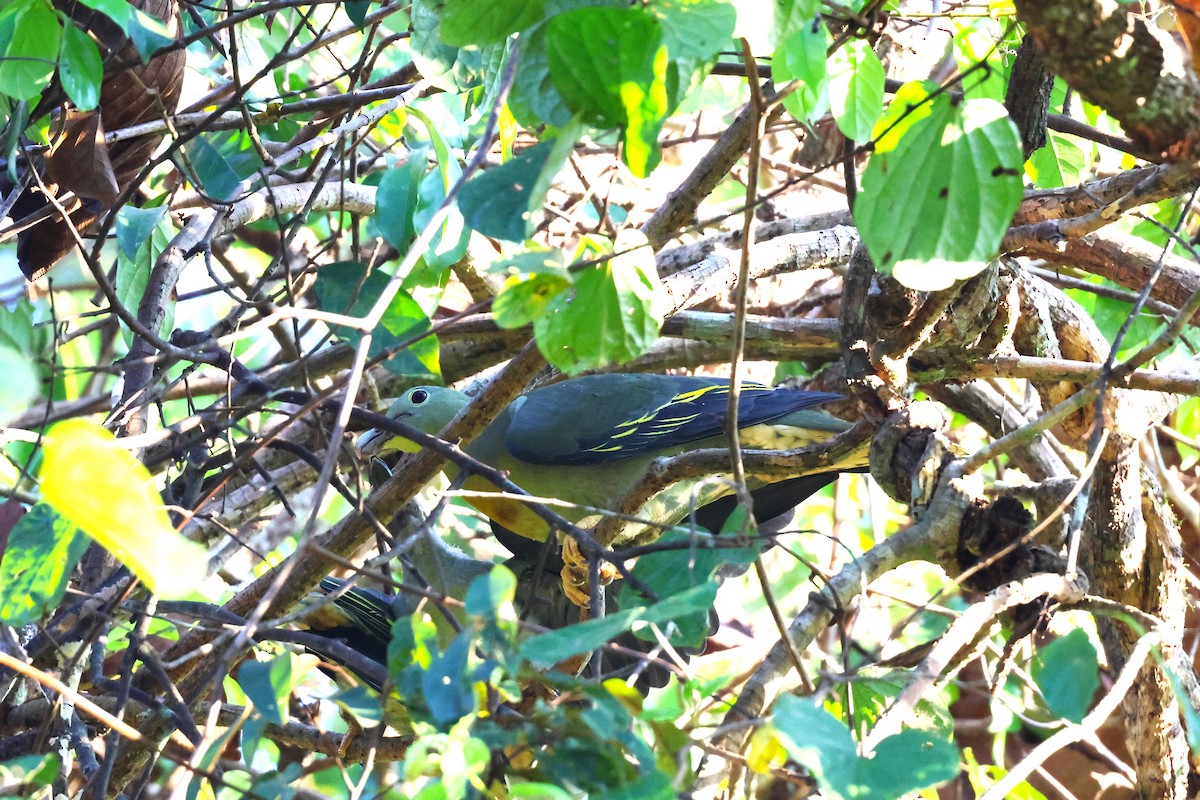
[409,0,491,91]
[413,155,471,272]
[773,695,958,800]
[459,140,563,242]
[0,0,60,100]
[331,684,384,726]
[115,205,167,260]
[856,90,1022,290]
[59,23,102,110]
[619,527,758,647]
[590,771,674,800]
[374,158,427,251]
[507,22,573,128]
[0,504,88,625]
[1033,628,1099,723]
[422,632,475,726]
[238,653,297,726]
[184,131,264,201]
[344,0,371,26]
[521,583,717,666]
[77,0,173,60]
[311,261,440,377]
[115,206,173,345]
[439,0,545,47]
[545,6,668,176]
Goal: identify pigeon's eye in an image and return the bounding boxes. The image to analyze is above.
[410,388,429,404]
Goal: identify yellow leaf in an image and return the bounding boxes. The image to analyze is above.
[746,725,787,774]
[39,419,207,598]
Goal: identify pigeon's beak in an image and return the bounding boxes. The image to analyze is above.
[355,427,390,457]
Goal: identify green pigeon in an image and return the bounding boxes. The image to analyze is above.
[356,373,859,549]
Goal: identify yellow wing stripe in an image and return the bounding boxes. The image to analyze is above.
[582,383,775,454]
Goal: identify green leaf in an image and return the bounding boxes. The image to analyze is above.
[828,671,955,736]
[0,753,59,789]
[423,632,476,726]
[545,6,668,177]
[0,299,51,401]
[374,158,427,251]
[870,80,939,153]
[439,0,545,47]
[238,655,288,725]
[773,21,829,126]
[344,0,371,26]
[0,0,61,100]
[114,205,172,345]
[459,140,559,242]
[58,22,102,110]
[507,20,574,128]
[488,247,567,276]
[769,0,822,45]
[773,695,959,800]
[331,684,383,726]
[409,0,492,92]
[1163,660,1200,757]
[534,235,662,373]
[1026,132,1086,189]
[413,164,470,274]
[464,565,517,619]
[311,261,440,377]
[963,748,1047,798]
[493,272,570,329]
[855,93,1023,290]
[952,22,1011,103]
[590,771,674,800]
[405,107,472,273]
[508,784,576,800]
[650,0,736,109]
[651,0,735,64]
[521,583,717,666]
[76,0,173,60]
[1032,628,1099,723]
[389,611,440,676]
[0,345,38,423]
[619,527,758,647]
[1173,397,1200,470]
[115,205,168,260]
[0,503,88,625]
[828,39,884,143]
[184,131,263,201]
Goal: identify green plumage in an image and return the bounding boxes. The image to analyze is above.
[357,373,857,544]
